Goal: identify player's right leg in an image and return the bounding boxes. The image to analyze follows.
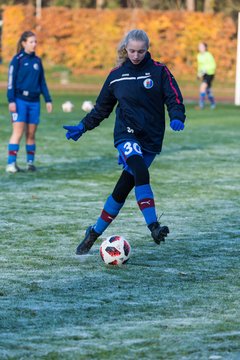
[199,81,208,109]
[6,99,26,173]
[76,171,134,255]
[6,121,25,173]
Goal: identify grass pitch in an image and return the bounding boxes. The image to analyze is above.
[0,91,240,360]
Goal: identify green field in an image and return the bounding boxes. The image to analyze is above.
[0,90,240,359]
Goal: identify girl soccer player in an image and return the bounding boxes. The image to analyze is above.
[63,29,186,254]
[197,42,216,109]
[6,31,52,173]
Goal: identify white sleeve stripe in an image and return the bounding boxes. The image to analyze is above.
[8,65,14,90]
[110,75,151,85]
[137,75,151,80]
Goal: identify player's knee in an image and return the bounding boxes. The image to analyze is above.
[126,155,149,186]
[112,171,135,203]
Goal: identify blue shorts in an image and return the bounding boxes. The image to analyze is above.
[11,98,40,124]
[117,141,156,175]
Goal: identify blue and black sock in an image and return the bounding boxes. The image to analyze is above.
[135,184,157,226]
[7,144,19,164]
[93,195,124,235]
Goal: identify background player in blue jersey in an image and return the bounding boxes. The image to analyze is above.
[6,31,52,173]
[63,29,186,255]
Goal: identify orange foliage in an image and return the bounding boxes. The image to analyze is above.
[2,5,35,60]
[2,6,237,79]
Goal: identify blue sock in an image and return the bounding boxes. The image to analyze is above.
[26,144,36,163]
[135,184,157,226]
[199,92,206,108]
[8,144,19,164]
[94,195,124,235]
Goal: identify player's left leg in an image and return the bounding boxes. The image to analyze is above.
[119,141,169,244]
[25,124,37,171]
[207,88,216,109]
[25,101,40,171]
[206,81,216,109]
[202,75,215,109]
[126,154,169,244]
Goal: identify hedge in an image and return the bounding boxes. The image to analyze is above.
[1,5,237,79]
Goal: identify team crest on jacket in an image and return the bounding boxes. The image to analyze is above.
[143,78,154,89]
[33,63,39,70]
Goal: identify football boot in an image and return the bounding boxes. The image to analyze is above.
[27,163,37,172]
[76,226,100,255]
[6,163,22,173]
[148,221,169,245]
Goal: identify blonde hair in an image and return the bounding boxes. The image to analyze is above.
[117,29,150,66]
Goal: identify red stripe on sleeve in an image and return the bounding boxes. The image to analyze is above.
[154,61,181,104]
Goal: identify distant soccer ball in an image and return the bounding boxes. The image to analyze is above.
[62,101,74,112]
[81,100,94,112]
[100,235,131,266]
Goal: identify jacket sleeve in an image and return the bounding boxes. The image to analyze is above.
[162,66,186,122]
[7,56,18,103]
[39,60,52,102]
[82,75,117,131]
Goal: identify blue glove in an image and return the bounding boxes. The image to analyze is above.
[170,119,185,131]
[63,122,85,141]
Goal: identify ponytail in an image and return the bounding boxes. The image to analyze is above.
[17,31,35,53]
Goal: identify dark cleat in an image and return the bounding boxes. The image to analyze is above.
[76,226,100,255]
[27,163,37,172]
[148,221,169,245]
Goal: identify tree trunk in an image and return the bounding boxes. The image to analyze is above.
[96,0,104,9]
[204,0,215,13]
[186,0,195,11]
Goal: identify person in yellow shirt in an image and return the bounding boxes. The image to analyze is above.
[197,42,216,109]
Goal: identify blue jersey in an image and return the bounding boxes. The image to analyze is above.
[7,51,51,103]
[82,52,185,153]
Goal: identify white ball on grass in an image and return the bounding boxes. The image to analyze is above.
[62,101,74,112]
[100,235,131,266]
[82,100,94,112]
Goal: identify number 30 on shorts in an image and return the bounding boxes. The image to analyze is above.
[123,141,142,156]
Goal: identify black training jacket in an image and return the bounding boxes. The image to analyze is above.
[82,52,186,153]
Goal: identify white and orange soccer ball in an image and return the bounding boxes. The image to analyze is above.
[100,235,131,266]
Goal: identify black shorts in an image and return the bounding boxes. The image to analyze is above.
[202,74,214,87]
